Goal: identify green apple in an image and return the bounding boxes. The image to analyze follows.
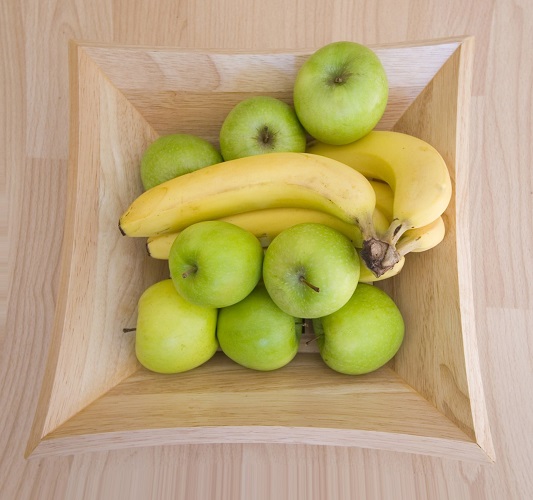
[293,41,388,145]
[219,96,307,161]
[140,134,222,190]
[314,283,404,375]
[135,279,218,374]
[217,284,302,371]
[262,223,360,318]
[169,220,264,308]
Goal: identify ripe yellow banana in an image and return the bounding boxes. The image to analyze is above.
[119,152,378,242]
[307,131,452,244]
[397,216,446,255]
[368,179,394,222]
[146,206,391,260]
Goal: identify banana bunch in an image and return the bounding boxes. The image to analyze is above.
[119,132,451,279]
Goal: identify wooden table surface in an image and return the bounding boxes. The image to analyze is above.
[2,1,532,498]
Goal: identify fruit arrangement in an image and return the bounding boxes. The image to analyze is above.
[118,41,452,376]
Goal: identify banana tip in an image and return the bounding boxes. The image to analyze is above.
[118,220,126,236]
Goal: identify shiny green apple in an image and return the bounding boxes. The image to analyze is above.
[169,220,263,308]
[135,279,218,374]
[219,96,307,161]
[314,283,404,375]
[262,223,360,318]
[293,41,388,145]
[217,284,302,371]
[140,134,222,190]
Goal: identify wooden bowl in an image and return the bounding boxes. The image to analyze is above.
[26,37,494,462]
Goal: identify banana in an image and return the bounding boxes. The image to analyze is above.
[368,179,394,222]
[119,152,378,243]
[146,206,391,260]
[146,233,180,260]
[307,131,452,245]
[397,216,446,255]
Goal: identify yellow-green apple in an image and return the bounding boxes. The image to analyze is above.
[141,134,222,190]
[135,279,218,374]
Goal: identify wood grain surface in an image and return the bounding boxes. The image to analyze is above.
[2,1,532,499]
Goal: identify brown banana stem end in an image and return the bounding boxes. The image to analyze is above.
[361,238,401,278]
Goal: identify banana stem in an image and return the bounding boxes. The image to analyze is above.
[359,217,410,276]
[360,238,401,278]
[357,212,378,241]
[397,236,421,256]
[383,219,409,245]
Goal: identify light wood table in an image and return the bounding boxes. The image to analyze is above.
[2,1,532,498]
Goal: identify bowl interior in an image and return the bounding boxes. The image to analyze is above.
[27,37,493,462]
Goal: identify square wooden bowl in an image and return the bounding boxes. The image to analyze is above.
[26,36,494,462]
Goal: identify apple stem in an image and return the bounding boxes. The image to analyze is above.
[123,327,136,333]
[182,265,198,279]
[295,319,311,329]
[299,275,319,292]
[258,125,276,145]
